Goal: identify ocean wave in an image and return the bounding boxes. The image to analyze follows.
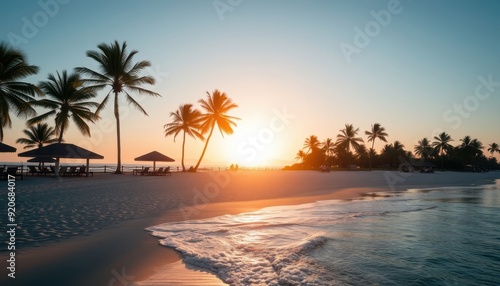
[147,196,439,285]
[146,185,500,285]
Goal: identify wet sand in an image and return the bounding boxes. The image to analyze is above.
[0,170,498,285]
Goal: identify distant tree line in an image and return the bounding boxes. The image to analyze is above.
[289,123,500,171]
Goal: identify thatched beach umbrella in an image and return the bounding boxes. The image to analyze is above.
[18,143,104,177]
[0,142,16,153]
[134,151,175,171]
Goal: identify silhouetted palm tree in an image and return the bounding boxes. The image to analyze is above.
[458,136,484,165]
[414,137,433,160]
[0,43,42,141]
[432,132,453,170]
[488,143,499,157]
[393,141,405,155]
[379,141,405,169]
[16,123,58,149]
[194,90,239,171]
[368,148,377,166]
[295,150,306,163]
[164,104,204,172]
[28,71,98,143]
[365,123,388,169]
[76,41,160,174]
[459,135,473,148]
[470,139,484,154]
[303,135,321,154]
[321,138,335,157]
[356,144,370,168]
[336,124,364,168]
[336,124,364,153]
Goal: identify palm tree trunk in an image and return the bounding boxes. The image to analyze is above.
[0,121,3,142]
[58,128,64,143]
[114,92,122,174]
[181,131,186,171]
[369,140,375,170]
[194,123,215,171]
[441,150,444,171]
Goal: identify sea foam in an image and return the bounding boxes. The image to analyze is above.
[147,196,429,285]
[147,185,500,285]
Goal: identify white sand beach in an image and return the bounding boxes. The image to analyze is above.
[1,170,499,285]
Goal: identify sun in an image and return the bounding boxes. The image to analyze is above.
[218,116,280,168]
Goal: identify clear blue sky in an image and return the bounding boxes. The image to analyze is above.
[2,0,500,166]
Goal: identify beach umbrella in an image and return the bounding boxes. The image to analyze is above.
[0,142,16,152]
[134,151,175,171]
[18,143,104,177]
[27,156,57,169]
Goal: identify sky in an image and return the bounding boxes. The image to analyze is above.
[1,0,500,167]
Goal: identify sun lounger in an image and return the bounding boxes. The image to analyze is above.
[77,166,93,177]
[165,166,172,176]
[27,166,40,176]
[1,166,23,180]
[0,166,9,178]
[59,166,69,176]
[139,167,150,176]
[160,166,172,176]
[67,166,78,176]
[39,166,51,175]
[152,167,164,176]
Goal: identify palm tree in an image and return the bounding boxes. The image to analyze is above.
[336,124,364,153]
[164,104,204,172]
[16,123,58,149]
[365,123,388,169]
[459,135,473,148]
[0,43,42,141]
[194,90,239,171]
[336,124,364,168]
[368,148,377,167]
[414,137,433,160]
[303,135,321,154]
[355,144,370,168]
[295,150,306,163]
[76,41,160,174]
[432,132,453,170]
[488,143,499,157]
[27,71,99,143]
[393,141,406,156]
[470,139,484,154]
[379,141,405,169]
[459,136,484,165]
[321,138,335,159]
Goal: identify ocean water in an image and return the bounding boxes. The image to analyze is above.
[148,181,500,285]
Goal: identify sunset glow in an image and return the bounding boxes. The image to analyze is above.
[1,0,499,168]
[3,2,500,285]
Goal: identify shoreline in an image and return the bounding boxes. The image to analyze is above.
[1,170,499,285]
